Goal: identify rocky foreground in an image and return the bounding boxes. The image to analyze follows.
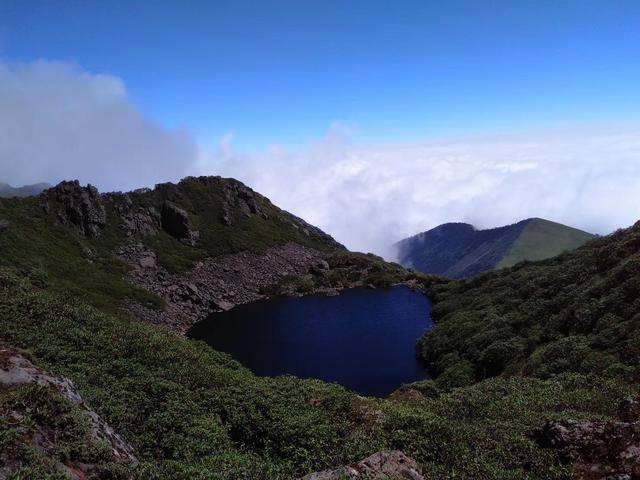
[0,347,137,478]
[532,397,640,479]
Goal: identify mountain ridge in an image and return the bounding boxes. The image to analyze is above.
[395,217,595,278]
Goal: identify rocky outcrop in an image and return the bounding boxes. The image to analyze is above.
[301,450,424,480]
[0,346,137,475]
[161,201,199,245]
[111,193,161,237]
[220,178,267,226]
[41,180,106,237]
[532,397,640,479]
[117,242,327,332]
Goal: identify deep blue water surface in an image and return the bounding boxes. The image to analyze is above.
[187,286,432,396]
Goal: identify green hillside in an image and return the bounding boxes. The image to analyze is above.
[418,220,640,388]
[497,217,596,268]
[396,218,595,278]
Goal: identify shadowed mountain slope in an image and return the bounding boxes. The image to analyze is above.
[396,218,594,278]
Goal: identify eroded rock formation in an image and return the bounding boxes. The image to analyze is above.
[41,180,106,236]
[111,193,161,237]
[220,178,267,225]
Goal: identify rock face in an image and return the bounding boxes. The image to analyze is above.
[0,347,137,475]
[302,450,424,480]
[117,242,327,332]
[41,180,106,237]
[220,178,267,225]
[532,397,640,479]
[111,193,161,237]
[161,201,199,245]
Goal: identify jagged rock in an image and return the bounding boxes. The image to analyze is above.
[41,180,106,237]
[0,347,138,465]
[219,178,267,225]
[301,450,424,480]
[161,201,199,245]
[532,397,640,479]
[287,212,345,249]
[112,193,161,237]
[0,219,9,232]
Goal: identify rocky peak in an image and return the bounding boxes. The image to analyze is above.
[41,180,106,237]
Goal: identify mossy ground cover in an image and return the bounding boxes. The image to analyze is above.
[0,269,632,479]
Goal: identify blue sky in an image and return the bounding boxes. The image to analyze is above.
[2,0,640,150]
[1,1,640,251]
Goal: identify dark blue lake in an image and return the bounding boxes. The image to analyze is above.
[187,286,432,397]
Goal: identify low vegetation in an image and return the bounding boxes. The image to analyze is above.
[419,221,640,390]
[0,269,633,478]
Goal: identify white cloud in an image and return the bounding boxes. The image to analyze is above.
[2,60,639,257]
[0,60,197,191]
[197,125,640,256]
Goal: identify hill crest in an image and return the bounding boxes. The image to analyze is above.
[396,217,595,278]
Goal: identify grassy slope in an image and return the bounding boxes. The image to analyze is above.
[419,221,640,390]
[0,269,631,479]
[497,218,595,269]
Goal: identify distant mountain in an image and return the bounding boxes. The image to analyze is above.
[0,182,51,198]
[395,218,595,278]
